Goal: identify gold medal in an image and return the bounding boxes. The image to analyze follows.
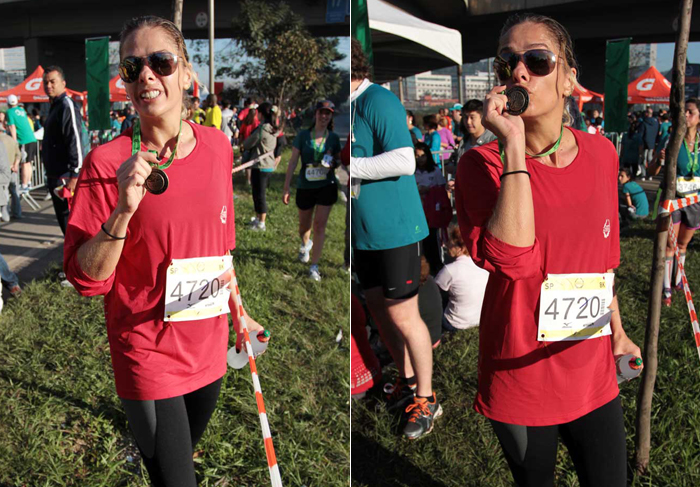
[145,167,169,195]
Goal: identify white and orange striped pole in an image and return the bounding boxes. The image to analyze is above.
[229,266,283,487]
[666,216,700,361]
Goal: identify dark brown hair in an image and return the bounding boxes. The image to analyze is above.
[447,223,467,254]
[351,38,371,81]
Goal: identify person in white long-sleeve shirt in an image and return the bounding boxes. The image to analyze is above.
[350,38,441,440]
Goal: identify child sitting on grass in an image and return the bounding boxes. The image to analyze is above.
[434,224,489,332]
[619,167,649,222]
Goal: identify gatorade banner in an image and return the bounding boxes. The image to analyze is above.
[604,38,630,134]
[86,37,111,131]
[351,0,374,69]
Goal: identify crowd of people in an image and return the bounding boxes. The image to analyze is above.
[349,10,660,487]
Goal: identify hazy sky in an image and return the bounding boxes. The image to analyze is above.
[188,37,350,87]
[656,42,700,72]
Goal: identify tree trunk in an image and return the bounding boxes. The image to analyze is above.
[635,0,693,475]
[172,0,183,30]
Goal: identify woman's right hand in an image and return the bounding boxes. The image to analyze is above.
[282,189,290,205]
[483,85,526,145]
[115,151,159,215]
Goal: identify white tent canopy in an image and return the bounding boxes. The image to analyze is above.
[368,0,463,84]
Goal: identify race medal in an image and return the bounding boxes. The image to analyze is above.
[145,167,169,195]
[164,255,233,322]
[537,273,614,342]
[131,118,182,196]
[505,86,529,115]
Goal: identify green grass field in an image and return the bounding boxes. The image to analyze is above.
[0,150,350,486]
[352,218,700,487]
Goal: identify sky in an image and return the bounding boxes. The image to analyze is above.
[187,36,350,88]
[656,42,700,72]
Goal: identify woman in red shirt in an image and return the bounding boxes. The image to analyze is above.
[63,16,267,486]
[455,13,641,486]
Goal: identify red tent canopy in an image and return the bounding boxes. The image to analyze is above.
[109,75,128,102]
[572,82,604,111]
[0,65,83,103]
[627,66,671,104]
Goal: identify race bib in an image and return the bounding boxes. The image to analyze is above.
[676,176,700,196]
[306,165,329,182]
[537,273,614,342]
[164,255,232,322]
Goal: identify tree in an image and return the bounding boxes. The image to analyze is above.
[229,0,348,112]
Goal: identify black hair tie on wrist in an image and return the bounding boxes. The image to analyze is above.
[500,170,531,181]
[101,223,127,240]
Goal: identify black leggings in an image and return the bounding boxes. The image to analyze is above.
[251,168,271,215]
[421,227,443,276]
[120,378,223,487]
[489,396,627,487]
[47,177,69,236]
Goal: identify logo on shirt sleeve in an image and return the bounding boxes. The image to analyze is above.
[220,206,227,224]
[603,219,611,238]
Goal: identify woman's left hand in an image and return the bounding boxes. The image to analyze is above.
[611,331,642,363]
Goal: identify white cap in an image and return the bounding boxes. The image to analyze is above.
[250,103,259,109]
[7,94,18,106]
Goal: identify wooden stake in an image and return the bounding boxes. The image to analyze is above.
[634,0,693,474]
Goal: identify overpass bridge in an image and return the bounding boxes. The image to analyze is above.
[379,0,699,93]
[0,0,348,90]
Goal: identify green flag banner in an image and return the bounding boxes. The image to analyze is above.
[604,38,630,134]
[86,37,110,131]
[351,0,374,68]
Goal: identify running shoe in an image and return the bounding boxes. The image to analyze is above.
[251,221,266,232]
[663,289,672,307]
[403,393,442,440]
[249,217,259,227]
[383,378,416,412]
[9,285,21,297]
[298,240,313,263]
[309,264,321,281]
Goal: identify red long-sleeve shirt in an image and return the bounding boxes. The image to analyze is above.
[455,127,621,426]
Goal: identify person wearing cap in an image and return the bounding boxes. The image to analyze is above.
[282,100,341,281]
[451,103,464,144]
[6,94,38,195]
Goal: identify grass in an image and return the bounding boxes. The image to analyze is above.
[0,149,350,487]
[351,217,700,487]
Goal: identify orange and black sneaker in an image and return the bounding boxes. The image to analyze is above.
[403,393,442,440]
[383,378,416,412]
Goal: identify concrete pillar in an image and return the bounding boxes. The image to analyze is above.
[398,76,404,104]
[457,64,464,104]
[576,39,607,94]
[25,37,87,91]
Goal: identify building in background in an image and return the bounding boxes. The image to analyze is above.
[0,47,26,72]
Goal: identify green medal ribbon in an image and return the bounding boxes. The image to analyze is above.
[131,118,183,169]
[498,123,564,165]
[312,129,328,165]
[684,136,699,177]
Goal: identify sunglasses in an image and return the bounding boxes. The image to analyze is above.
[493,49,558,82]
[119,51,180,84]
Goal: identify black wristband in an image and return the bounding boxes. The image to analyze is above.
[500,170,531,181]
[101,223,127,240]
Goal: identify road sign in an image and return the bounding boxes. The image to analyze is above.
[326,0,347,23]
